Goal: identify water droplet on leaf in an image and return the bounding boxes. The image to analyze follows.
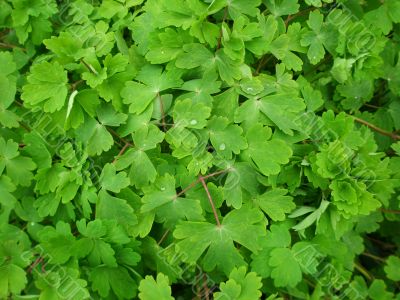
[190,119,197,125]
[219,143,226,150]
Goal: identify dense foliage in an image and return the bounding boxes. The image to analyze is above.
[0,0,400,299]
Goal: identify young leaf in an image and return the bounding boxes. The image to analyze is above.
[174,206,266,274]
[214,266,262,300]
[139,273,174,300]
[21,61,69,112]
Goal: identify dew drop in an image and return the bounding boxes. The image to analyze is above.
[190,119,198,125]
[246,87,254,92]
[219,143,226,150]
[160,187,166,191]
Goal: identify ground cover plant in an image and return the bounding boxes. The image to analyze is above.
[0,0,400,299]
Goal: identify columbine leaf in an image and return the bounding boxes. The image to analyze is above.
[174,205,266,274]
[214,266,262,300]
[0,137,36,186]
[384,256,400,281]
[269,247,302,287]
[121,65,183,114]
[256,188,295,221]
[138,273,174,300]
[244,124,292,176]
[21,61,69,112]
[99,163,130,193]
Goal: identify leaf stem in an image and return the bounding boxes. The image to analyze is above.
[363,103,380,109]
[175,180,199,199]
[174,169,230,199]
[69,79,84,91]
[354,262,373,281]
[361,252,385,263]
[353,117,400,140]
[157,93,167,132]
[366,236,396,249]
[199,176,221,227]
[202,273,210,300]
[112,142,130,164]
[80,58,98,75]
[379,208,400,214]
[0,42,26,51]
[254,55,272,76]
[19,121,31,132]
[107,127,133,146]
[157,229,170,245]
[216,7,228,51]
[284,7,316,27]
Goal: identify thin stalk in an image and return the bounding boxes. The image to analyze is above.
[216,7,228,51]
[199,176,221,227]
[361,252,385,263]
[354,263,373,281]
[112,143,130,164]
[354,117,400,140]
[379,208,400,214]
[157,229,170,245]
[157,93,167,132]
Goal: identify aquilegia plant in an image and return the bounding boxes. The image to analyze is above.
[0,0,400,299]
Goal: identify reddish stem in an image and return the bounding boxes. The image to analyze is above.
[157,93,167,132]
[216,7,228,51]
[379,208,400,214]
[27,257,43,273]
[0,42,26,51]
[69,79,84,91]
[112,143,130,164]
[199,176,221,227]
[107,128,133,146]
[202,273,210,300]
[174,169,230,199]
[354,117,400,140]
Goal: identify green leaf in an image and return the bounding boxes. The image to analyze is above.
[384,256,400,281]
[0,52,18,128]
[139,273,174,300]
[89,266,137,299]
[21,61,69,112]
[133,124,165,151]
[174,206,266,274]
[215,50,242,85]
[214,266,262,300]
[244,124,292,176]
[269,247,302,287]
[76,118,114,156]
[0,137,36,186]
[368,280,395,300]
[175,43,214,69]
[228,0,261,19]
[208,117,248,159]
[37,222,76,264]
[256,188,295,221]
[265,0,299,17]
[100,163,130,193]
[142,174,203,227]
[121,65,183,114]
[301,11,327,64]
[96,190,138,234]
[173,98,211,129]
[0,264,27,298]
